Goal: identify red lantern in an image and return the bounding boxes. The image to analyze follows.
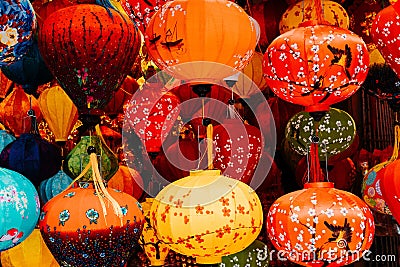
[213,119,262,184]
[381,158,400,224]
[371,2,400,78]
[263,21,369,112]
[38,4,141,114]
[145,0,258,82]
[0,85,42,137]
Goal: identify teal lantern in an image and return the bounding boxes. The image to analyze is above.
[0,130,15,153]
[220,240,269,267]
[0,167,40,251]
[39,170,73,204]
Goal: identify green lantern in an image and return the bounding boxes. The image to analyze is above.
[285,108,356,159]
[220,240,269,267]
[63,135,118,181]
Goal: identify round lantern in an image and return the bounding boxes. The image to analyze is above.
[0,133,63,187]
[0,85,42,137]
[263,22,369,112]
[140,198,170,266]
[151,170,263,264]
[371,2,400,78]
[227,52,268,98]
[0,0,36,66]
[0,167,40,251]
[267,182,375,266]
[380,157,400,224]
[279,0,349,34]
[39,170,73,204]
[145,0,258,82]
[1,229,59,267]
[1,39,53,95]
[39,182,145,266]
[64,135,119,182]
[220,240,269,267]
[107,165,144,201]
[0,130,15,153]
[285,108,356,159]
[38,4,141,114]
[38,84,78,142]
[213,119,263,184]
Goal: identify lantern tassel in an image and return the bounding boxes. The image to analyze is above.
[206,124,214,170]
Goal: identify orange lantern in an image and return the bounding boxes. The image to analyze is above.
[0,85,42,136]
[0,70,13,98]
[107,165,144,201]
[38,84,78,142]
[145,0,258,82]
[263,21,369,112]
[151,170,263,264]
[279,0,349,34]
[1,229,59,267]
[139,198,170,266]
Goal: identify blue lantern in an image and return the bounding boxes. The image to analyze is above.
[39,170,73,204]
[0,130,15,154]
[0,133,62,187]
[0,0,36,66]
[0,167,40,251]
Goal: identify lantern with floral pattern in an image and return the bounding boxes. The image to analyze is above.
[151,170,263,264]
[39,170,73,204]
[263,21,369,112]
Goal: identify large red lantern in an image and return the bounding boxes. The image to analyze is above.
[263,21,369,112]
[38,4,141,114]
[145,0,258,82]
[371,2,400,78]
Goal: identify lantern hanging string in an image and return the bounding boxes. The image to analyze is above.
[207,124,214,170]
[95,124,118,158]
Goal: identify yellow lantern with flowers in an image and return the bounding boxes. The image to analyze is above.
[151,169,263,264]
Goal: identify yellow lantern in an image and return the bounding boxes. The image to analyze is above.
[1,229,59,267]
[38,84,78,142]
[279,0,349,34]
[140,198,170,266]
[151,170,263,264]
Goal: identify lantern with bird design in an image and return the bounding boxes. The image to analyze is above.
[267,182,375,266]
[0,167,40,252]
[263,21,369,112]
[38,4,141,114]
[145,0,258,82]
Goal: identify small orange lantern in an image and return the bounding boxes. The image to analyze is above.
[263,21,369,112]
[38,84,78,142]
[0,85,42,136]
[279,0,349,34]
[108,165,144,201]
[151,170,263,264]
[145,0,258,82]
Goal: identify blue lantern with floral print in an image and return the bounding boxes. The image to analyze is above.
[0,0,36,66]
[0,167,40,251]
[39,170,73,204]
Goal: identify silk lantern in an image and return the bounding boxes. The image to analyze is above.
[38,4,141,114]
[263,21,369,112]
[140,198,170,266]
[120,0,169,34]
[0,0,36,65]
[39,156,145,267]
[267,182,375,266]
[363,165,391,215]
[279,0,349,34]
[1,229,59,267]
[38,84,78,142]
[0,167,40,251]
[64,135,118,182]
[0,85,42,137]
[213,119,263,184]
[1,39,53,95]
[151,170,263,264]
[0,133,62,187]
[0,70,13,98]
[145,0,258,82]
[371,2,400,78]
[0,130,15,153]
[107,165,144,201]
[39,170,74,204]
[220,240,269,267]
[285,108,356,159]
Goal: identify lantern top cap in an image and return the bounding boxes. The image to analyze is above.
[304,182,334,189]
[189,169,221,176]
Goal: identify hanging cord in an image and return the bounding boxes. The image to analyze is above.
[206,124,213,170]
[323,142,330,182]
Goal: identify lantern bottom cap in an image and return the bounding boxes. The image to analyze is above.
[148,259,167,266]
[195,255,222,264]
